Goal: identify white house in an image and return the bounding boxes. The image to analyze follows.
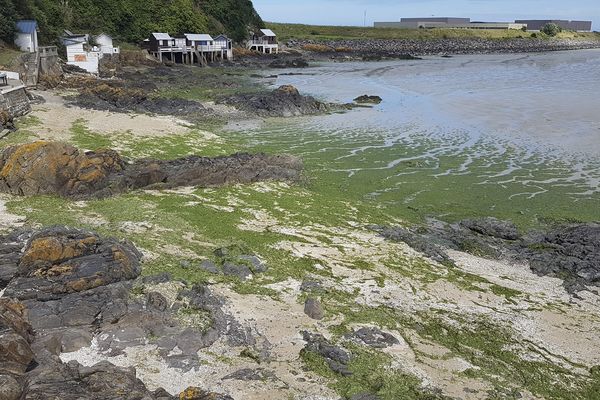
[62,32,101,74]
[14,20,39,53]
[95,33,120,55]
[247,29,278,54]
[214,34,233,60]
[184,33,216,51]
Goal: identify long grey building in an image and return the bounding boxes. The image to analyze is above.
[374,17,526,30]
[515,20,592,32]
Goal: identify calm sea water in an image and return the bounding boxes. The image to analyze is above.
[233,50,600,223]
[272,49,600,155]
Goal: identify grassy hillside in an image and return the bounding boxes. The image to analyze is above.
[0,0,263,45]
[267,22,600,42]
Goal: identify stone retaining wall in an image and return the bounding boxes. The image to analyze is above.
[0,86,31,127]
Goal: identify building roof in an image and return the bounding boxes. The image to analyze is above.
[16,20,38,34]
[214,34,230,41]
[260,29,276,37]
[96,33,112,39]
[184,33,213,41]
[152,33,172,40]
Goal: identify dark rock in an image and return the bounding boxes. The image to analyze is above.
[353,95,382,104]
[147,291,169,311]
[222,262,252,280]
[375,225,451,264]
[269,58,309,68]
[301,331,352,376]
[350,327,399,348]
[460,217,520,240]
[198,259,220,274]
[300,280,324,293]
[0,141,303,199]
[377,219,600,292]
[222,368,276,381]
[218,85,341,118]
[303,297,324,320]
[238,255,267,273]
[69,82,206,117]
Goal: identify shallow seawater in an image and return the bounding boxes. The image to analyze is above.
[227,50,600,227]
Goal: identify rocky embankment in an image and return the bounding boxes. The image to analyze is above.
[374,217,600,292]
[0,141,302,199]
[217,85,349,118]
[0,226,247,399]
[62,68,347,119]
[288,37,600,57]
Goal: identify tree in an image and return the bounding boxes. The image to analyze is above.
[0,0,18,44]
[541,23,562,37]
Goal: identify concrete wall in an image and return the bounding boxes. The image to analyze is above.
[0,86,31,120]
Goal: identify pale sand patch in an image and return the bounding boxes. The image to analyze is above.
[60,282,338,400]
[0,196,25,230]
[28,90,217,140]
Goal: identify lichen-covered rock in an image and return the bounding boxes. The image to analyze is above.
[179,387,234,400]
[0,142,302,199]
[0,141,125,197]
[5,226,141,300]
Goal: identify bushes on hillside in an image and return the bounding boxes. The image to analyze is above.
[541,23,562,36]
[1,0,263,45]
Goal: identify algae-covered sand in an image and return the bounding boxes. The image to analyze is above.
[3,52,600,400]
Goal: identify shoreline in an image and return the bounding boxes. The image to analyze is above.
[280,37,600,59]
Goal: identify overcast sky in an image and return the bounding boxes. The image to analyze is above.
[252,0,598,30]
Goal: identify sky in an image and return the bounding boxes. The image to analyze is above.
[252,0,599,30]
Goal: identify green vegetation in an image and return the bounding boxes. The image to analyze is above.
[0,46,22,68]
[266,21,600,42]
[542,23,562,37]
[3,0,263,45]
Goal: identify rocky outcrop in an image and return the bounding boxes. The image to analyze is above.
[376,219,600,291]
[0,226,241,399]
[301,331,352,376]
[68,82,207,117]
[353,95,382,104]
[218,85,343,117]
[0,141,125,198]
[269,58,309,68]
[0,141,302,199]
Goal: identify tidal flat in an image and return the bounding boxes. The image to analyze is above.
[3,50,600,400]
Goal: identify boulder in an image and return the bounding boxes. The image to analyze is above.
[303,297,324,320]
[5,226,141,300]
[353,95,382,104]
[0,141,124,198]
